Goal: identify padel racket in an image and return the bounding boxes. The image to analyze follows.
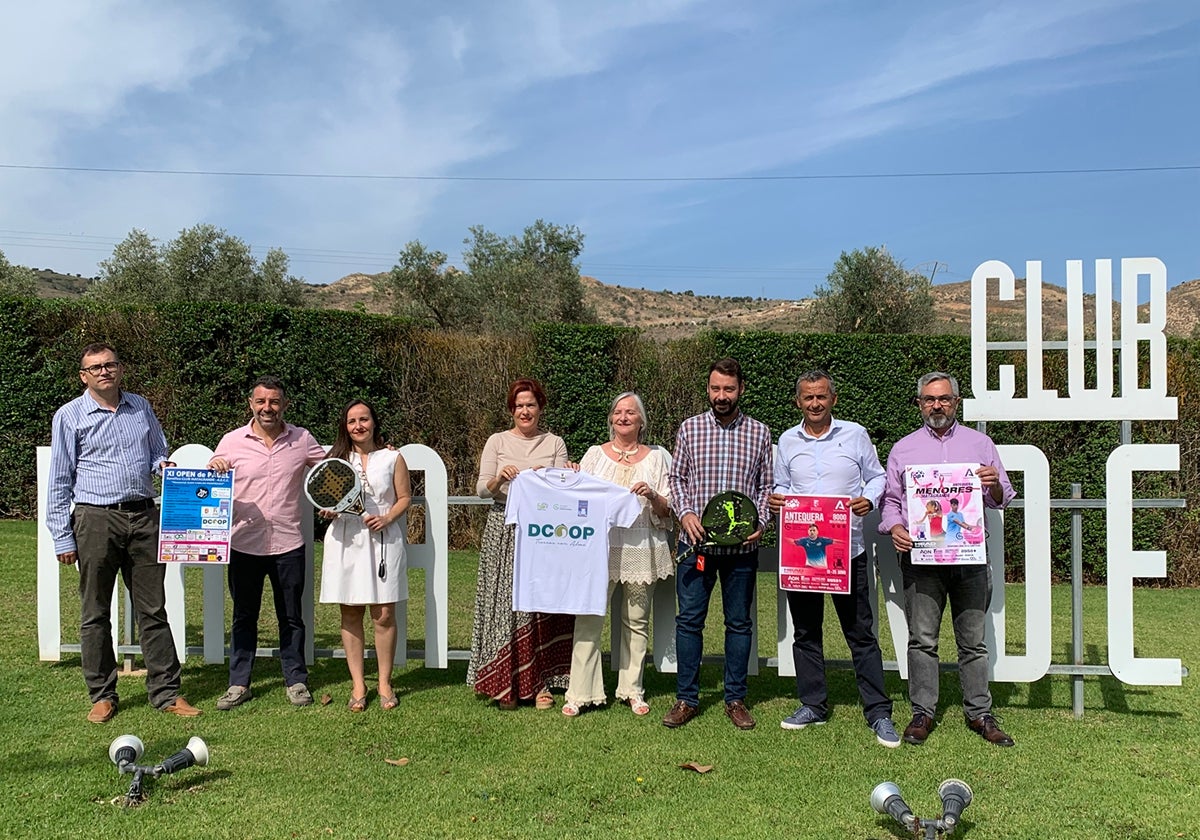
[676,490,760,568]
[304,458,365,515]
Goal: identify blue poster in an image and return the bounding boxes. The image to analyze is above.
[158,467,234,564]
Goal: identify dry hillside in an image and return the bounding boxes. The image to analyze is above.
[303,272,1200,340]
[32,269,1200,339]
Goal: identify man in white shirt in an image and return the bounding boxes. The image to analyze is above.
[769,370,899,747]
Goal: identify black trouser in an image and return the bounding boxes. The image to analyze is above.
[227,546,308,687]
[74,503,182,708]
[786,551,891,724]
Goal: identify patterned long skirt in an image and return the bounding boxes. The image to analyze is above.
[466,504,573,702]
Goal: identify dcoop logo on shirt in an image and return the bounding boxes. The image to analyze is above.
[527,523,596,540]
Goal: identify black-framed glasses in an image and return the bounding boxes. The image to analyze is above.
[919,395,957,406]
[81,362,122,375]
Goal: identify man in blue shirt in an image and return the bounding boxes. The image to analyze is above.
[793,524,836,567]
[769,370,898,747]
[48,343,200,723]
[944,498,968,544]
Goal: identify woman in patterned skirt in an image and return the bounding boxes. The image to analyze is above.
[468,378,573,710]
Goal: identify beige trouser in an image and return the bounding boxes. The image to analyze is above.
[565,581,656,707]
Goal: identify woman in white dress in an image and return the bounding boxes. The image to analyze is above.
[563,392,674,717]
[318,400,411,711]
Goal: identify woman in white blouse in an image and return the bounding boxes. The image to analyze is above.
[564,392,674,716]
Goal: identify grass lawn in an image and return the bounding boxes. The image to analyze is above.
[1,519,1196,839]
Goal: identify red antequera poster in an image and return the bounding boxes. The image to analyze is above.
[778,494,851,594]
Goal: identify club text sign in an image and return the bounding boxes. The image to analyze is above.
[960,258,1181,686]
[964,258,1176,422]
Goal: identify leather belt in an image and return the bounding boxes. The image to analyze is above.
[78,498,155,512]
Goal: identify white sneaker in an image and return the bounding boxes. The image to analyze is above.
[871,717,902,748]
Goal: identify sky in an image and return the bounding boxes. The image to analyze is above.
[1,1,1197,300]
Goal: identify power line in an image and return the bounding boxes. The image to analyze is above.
[1,162,1197,183]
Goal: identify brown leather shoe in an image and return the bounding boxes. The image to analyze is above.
[725,700,757,730]
[662,700,699,728]
[87,699,117,723]
[967,713,1014,747]
[903,712,933,745]
[162,696,202,717]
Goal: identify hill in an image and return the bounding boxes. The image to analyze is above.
[300,272,1200,340]
[32,268,92,298]
[30,269,1200,339]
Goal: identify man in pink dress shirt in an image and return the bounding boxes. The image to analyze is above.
[207,376,326,710]
[878,371,1016,748]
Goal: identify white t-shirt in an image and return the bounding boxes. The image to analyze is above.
[506,467,642,616]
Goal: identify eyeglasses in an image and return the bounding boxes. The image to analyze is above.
[920,395,957,406]
[81,362,122,375]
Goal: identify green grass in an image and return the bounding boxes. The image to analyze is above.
[1,518,1197,839]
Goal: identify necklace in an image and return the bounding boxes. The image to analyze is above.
[611,442,640,462]
[353,448,375,493]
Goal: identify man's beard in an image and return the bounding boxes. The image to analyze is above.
[710,396,738,417]
[925,411,953,430]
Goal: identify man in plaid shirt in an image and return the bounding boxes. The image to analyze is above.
[663,358,773,730]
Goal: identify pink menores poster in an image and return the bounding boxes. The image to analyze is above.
[905,462,986,565]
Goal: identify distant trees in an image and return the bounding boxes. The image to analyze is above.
[0,249,37,298]
[90,225,306,307]
[378,220,595,330]
[813,246,933,334]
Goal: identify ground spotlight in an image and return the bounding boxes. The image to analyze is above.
[108,734,145,772]
[157,736,210,775]
[870,779,972,837]
[107,735,211,806]
[870,782,918,832]
[937,779,973,831]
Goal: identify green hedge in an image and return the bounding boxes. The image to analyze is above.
[5,297,1195,584]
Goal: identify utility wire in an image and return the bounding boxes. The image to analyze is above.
[1,162,1196,182]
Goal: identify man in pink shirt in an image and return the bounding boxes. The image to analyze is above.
[878,371,1016,748]
[208,376,326,709]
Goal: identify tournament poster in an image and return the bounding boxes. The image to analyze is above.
[158,467,234,564]
[904,462,986,565]
[778,494,851,594]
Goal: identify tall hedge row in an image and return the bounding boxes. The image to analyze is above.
[5,297,1196,584]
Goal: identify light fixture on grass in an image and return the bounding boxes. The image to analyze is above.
[108,735,210,806]
[870,779,973,838]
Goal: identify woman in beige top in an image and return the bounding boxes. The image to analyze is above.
[467,378,573,710]
[563,392,675,716]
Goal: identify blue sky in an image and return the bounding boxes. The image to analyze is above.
[1,1,1196,299]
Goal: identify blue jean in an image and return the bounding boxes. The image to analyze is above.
[228,546,309,688]
[901,556,992,720]
[674,543,757,706]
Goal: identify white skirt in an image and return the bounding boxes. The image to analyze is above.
[319,515,408,605]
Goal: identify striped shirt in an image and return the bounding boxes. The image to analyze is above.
[47,389,169,554]
[669,410,774,555]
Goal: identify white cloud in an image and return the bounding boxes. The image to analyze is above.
[0,0,1195,289]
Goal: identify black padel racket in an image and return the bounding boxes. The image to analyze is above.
[676,490,760,568]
